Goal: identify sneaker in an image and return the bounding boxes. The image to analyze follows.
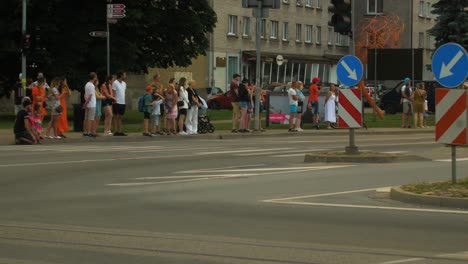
[288,128,296,132]
[315,125,320,130]
[151,133,159,137]
[113,132,121,136]
[58,134,67,138]
[231,129,238,133]
[88,134,96,138]
[55,136,63,139]
[296,128,304,132]
[83,133,90,137]
[121,132,128,136]
[179,132,188,135]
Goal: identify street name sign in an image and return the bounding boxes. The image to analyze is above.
[89,31,108,38]
[107,4,126,19]
[432,43,468,88]
[337,55,363,87]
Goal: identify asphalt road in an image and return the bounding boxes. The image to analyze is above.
[0,133,467,264]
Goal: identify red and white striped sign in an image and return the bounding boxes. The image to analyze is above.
[338,89,363,128]
[436,89,467,145]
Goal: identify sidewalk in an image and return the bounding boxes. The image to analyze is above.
[0,127,435,146]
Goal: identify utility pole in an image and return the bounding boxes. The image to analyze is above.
[254,0,262,131]
[21,0,27,90]
[346,0,359,154]
[107,0,112,76]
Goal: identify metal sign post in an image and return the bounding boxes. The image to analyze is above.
[21,0,27,90]
[105,2,126,76]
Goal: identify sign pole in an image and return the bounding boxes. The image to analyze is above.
[254,0,262,131]
[21,0,27,90]
[346,0,358,154]
[451,145,457,184]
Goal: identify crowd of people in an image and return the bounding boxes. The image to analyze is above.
[13,71,212,144]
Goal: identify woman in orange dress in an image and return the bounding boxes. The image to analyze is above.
[57,77,71,137]
[31,78,47,117]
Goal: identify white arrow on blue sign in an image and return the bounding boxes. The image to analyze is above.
[337,55,364,87]
[432,43,468,88]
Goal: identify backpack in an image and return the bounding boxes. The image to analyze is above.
[138,95,145,112]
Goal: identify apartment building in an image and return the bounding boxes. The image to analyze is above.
[147,0,437,90]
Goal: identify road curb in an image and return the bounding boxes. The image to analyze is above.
[304,152,430,163]
[0,128,435,145]
[390,187,468,209]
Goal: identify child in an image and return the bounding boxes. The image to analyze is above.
[423,98,429,128]
[151,92,164,136]
[32,103,44,140]
[143,86,154,137]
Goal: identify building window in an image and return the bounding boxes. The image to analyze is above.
[367,0,383,14]
[271,21,279,39]
[328,27,334,45]
[305,25,313,43]
[316,0,322,9]
[336,33,349,46]
[306,0,312,7]
[242,17,250,37]
[283,0,290,4]
[296,24,302,42]
[261,19,266,38]
[296,0,303,6]
[419,1,425,17]
[426,2,431,18]
[282,22,289,41]
[418,32,424,48]
[228,15,237,36]
[316,26,322,44]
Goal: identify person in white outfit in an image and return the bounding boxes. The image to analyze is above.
[177,77,190,135]
[324,84,337,129]
[185,80,200,134]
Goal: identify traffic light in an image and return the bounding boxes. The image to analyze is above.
[22,33,31,51]
[328,0,352,35]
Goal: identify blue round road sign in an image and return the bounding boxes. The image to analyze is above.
[337,55,364,87]
[432,43,468,88]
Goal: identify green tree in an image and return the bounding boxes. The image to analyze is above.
[429,0,468,50]
[0,0,217,94]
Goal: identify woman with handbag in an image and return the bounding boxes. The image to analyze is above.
[57,77,71,138]
[185,80,201,135]
[412,82,427,128]
[177,77,189,135]
[45,78,64,139]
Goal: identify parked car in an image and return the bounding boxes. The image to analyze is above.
[207,92,233,110]
[379,81,439,114]
[197,87,224,100]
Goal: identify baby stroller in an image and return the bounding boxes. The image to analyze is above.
[197,97,215,134]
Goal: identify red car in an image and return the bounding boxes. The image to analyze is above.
[207,87,267,110]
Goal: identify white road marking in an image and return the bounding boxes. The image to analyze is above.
[135,174,258,180]
[378,258,424,264]
[437,251,468,260]
[198,148,293,155]
[233,149,325,157]
[176,165,351,174]
[381,151,409,154]
[436,157,468,162]
[108,167,340,187]
[263,187,378,202]
[263,188,468,215]
[129,146,224,153]
[271,153,309,158]
[0,159,116,167]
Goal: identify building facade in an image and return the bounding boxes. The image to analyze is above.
[148,0,437,92]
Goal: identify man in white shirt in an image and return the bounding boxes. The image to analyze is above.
[83,72,97,137]
[287,81,299,132]
[112,71,127,136]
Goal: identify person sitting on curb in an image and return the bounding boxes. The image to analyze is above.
[14,100,38,145]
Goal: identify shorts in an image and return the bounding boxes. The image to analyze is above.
[51,106,62,116]
[403,101,412,114]
[297,101,304,113]
[143,112,150,119]
[15,131,33,142]
[84,107,96,121]
[113,104,126,116]
[103,99,113,107]
[231,102,241,116]
[239,101,249,109]
[179,108,188,116]
[151,115,160,126]
[310,102,319,115]
[290,104,298,113]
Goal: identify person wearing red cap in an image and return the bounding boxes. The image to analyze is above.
[143,85,154,136]
[308,77,321,129]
